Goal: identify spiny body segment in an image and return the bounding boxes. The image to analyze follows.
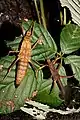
[16,29,32,85]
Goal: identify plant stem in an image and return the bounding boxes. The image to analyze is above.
[60,11,63,25]
[40,0,47,29]
[33,0,41,24]
[64,7,66,25]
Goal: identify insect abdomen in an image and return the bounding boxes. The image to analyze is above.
[16,60,28,85]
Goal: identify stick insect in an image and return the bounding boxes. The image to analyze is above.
[4,21,42,86]
[37,47,74,98]
[46,57,65,96]
[47,57,74,98]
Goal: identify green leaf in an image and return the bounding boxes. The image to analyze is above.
[60,24,80,54]
[64,55,80,83]
[0,56,39,113]
[7,20,57,61]
[33,78,63,107]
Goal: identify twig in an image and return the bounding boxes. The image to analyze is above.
[33,0,42,25]
[40,0,47,29]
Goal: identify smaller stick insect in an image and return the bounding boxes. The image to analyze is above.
[3,21,42,86]
[47,58,65,96]
[47,57,74,97]
[37,52,74,98]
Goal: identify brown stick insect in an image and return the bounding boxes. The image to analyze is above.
[3,21,42,86]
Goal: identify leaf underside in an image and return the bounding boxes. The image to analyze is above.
[59,0,80,26]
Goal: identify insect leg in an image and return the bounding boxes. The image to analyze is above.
[54,59,75,79]
[3,58,19,80]
[28,61,37,78]
[36,64,48,78]
[60,74,75,79]
[29,60,47,78]
[8,51,19,55]
[31,39,43,50]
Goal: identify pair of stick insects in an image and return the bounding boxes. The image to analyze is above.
[3,22,74,99]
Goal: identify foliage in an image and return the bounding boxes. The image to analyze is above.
[0,19,80,114]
